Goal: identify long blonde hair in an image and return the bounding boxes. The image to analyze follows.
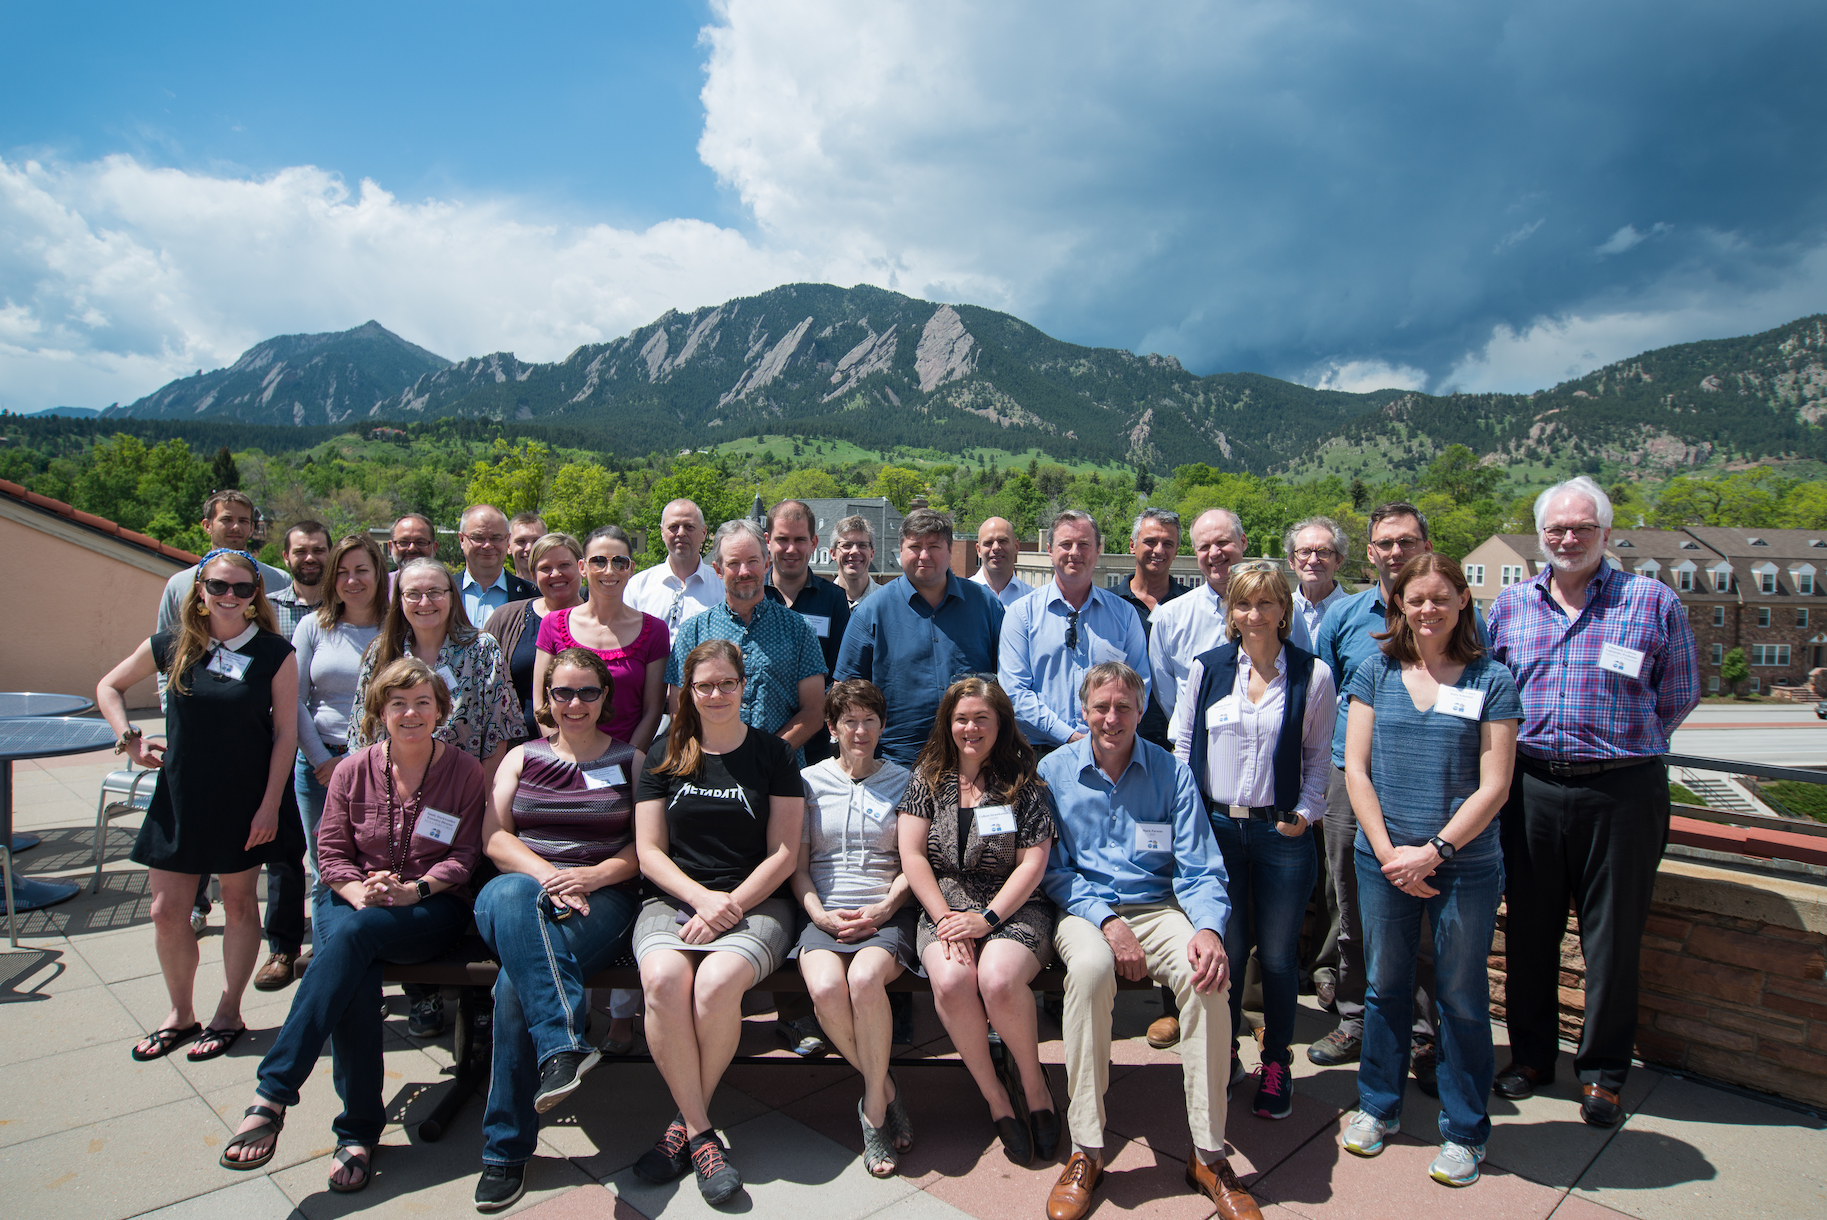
[165,552,278,696]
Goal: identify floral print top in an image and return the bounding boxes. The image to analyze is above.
[348,632,527,762]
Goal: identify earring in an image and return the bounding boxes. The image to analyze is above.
[1279,619,1288,630]
[244,605,260,620]
[194,601,211,618]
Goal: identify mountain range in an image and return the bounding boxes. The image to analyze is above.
[102,285,1827,478]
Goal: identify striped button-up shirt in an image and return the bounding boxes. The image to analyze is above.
[1487,564,1701,762]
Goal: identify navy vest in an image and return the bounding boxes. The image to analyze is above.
[1186,640,1317,813]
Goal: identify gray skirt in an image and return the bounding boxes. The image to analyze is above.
[632,894,793,986]
[792,906,923,976]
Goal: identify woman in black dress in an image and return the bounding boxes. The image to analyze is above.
[97,549,304,1062]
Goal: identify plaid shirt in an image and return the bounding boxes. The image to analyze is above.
[1487,564,1700,762]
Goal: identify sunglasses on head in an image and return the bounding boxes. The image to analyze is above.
[585,554,634,572]
[549,686,605,704]
[1231,560,1282,575]
[201,578,257,598]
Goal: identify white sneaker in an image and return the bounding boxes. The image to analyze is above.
[190,908,207,936]
[1429,1141,1486,1187]
[1341,1110,1395,1157]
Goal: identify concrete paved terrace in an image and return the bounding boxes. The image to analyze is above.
[2,731,1823,1220]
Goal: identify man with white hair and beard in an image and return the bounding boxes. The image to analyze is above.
[1487,476,1699,1129]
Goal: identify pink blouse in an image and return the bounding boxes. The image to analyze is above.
[536,607,670,742]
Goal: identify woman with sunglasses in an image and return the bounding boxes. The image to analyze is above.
[294,534,388,885]
[1170,560,1336,1121]
[97,550,305,1064]
[630,640,804,1205]
[484,533,585,739]
[534,525,668,752]
[470,647,645,1210]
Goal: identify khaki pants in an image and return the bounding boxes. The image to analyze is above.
[1054,904,1229,1155]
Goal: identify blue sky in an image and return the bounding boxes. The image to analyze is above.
[4,1,1826,413]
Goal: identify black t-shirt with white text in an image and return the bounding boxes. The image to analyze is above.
[636,728,802,896]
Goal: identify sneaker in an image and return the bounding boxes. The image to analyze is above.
[1411,1037,1439,1099]
[1341,1109,1395,1157]
[474,1163,527,1212]
[534,1048,601,1114]
[633,1114,692,1183]
[690,1130,742,1204]
[1253,1056,1294,1120]
[408,995,445,1038]
[1429,1140,1486,1187]
[1307,1027,1361,1066]
[190,907,207,936]
[776,1015,828,1058]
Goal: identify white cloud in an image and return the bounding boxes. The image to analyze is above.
[1303,359,1428,394]
[1595,222,1672,256]
[1494,219,1545,254]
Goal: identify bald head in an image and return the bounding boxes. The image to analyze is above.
[659,498,709,576]
[976,516,1017,585]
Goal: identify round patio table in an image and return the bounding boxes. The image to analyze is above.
[0,693,99,852]
[1,717,119,945]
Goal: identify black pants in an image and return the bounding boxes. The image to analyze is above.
[192,854,308,955]
[1500,758,1668,1092]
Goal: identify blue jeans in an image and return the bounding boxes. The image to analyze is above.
[474,871,640,1166]
[1208,814,1318,1061]
[292,753,335,895]
[256,888,468,1146]
[1355,845,1503,1146]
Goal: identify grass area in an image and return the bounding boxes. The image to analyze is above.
[1754,780,1827,824]
[713,434,1135,477]
[1670,782,1708,808]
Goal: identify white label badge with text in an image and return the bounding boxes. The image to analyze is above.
[974,805,1017,836]
[1597,642,1645,679]
[582,764,627,790]
[414,807,462,844]
[801,614,831,639]
[1433,685,1486,720]
[1206,696,1239,729]
[1134,821,1173,853]
[435,665,458,691]
[1092,638,1125,666]
[207,648,251,682]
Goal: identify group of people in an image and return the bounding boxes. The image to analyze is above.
[90,471,1697,1214]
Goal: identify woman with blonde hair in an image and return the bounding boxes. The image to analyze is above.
[897,677,1058,1166]
[97,549,304,1064]
[484,532,585,738]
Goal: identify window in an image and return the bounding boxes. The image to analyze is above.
[1758,607,1772,628]
[1500,564,1525,586]
[1749,537,1769,546]
[1710,643,1724,665]
[1800,572,1816,594]
[1799,609,1811,629]
[1464,564,1485,586]
[1677,568,1694,591]
[1615,538,1635,548]
[1750,644,1791,667]
[1712,606,1726,627]
[1680,540,1699,549]
[1749,677,1762,693]
[1707,675,1720,694]
[1759,570,1778,594]
[1712,568,1732,592]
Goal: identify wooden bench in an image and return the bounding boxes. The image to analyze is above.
[368,944,1150,1140]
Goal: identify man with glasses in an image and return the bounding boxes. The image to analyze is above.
[383,513,438,595]
[762,500,850,765]
[1284,517,1352,652]
[830,514,880,609]
[457,504,537,625]
[999,510,1149,754]
[1488,477,1698,1128]
[507,511,547,581]
[969,515,1030,606]
[1308,503,1483,1089]
[625,498,724,630]
[1148,508,1246,723]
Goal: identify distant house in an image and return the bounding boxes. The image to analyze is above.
[0,479,199,708]
[794,497,905,574]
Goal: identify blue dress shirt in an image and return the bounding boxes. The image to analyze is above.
[1039,735,1230,934]
[999,581,1150,747]
[834,572,1005,765]
[461,568,515,627]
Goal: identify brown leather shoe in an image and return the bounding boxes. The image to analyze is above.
[1580,1083,1623,1128]
[1146,1015,1181,1049]
[1186,1153,1262,1220]
[1046,1151,1103,1220]
[253,952,297,992]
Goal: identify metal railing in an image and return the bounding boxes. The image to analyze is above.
[1664,753,1827,840]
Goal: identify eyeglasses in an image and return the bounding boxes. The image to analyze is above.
[200,579,257,598]
[690,678,744,698]
[391,538,435,552]
[402,588,451,603]
[462,532,506,547]
[1292,547,1338,561]
[1543,525,1602,541]
[549,686,604,704]
[1231,560,1281,574]
[1065,608,1080,650]
[585,554,634,572]
[1369,536,1426,553]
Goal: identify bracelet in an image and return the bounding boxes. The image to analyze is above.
[114,726,142,755]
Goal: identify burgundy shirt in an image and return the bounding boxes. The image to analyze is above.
[317,741,486,893]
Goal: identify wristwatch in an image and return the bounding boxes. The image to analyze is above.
[981,908,1004,932]
[1428,835,1457,861]
[415,879,432,900]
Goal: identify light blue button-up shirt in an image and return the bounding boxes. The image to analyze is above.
[460,568,515,627]
[999,580,1150,747]
[1039,735,1230,934]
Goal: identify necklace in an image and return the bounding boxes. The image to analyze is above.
[382,738,433,877]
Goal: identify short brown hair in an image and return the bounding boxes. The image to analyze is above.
[1223,563,1294,643]
[825,679,887,727]
[537,647,615,731]
[1375,553,1482,664]
[900,508,953,548]
[360,656,453,742]
[202,489,256,523]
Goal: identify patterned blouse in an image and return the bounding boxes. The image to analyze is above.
[348,632,527,762]
[898,768,1056,957]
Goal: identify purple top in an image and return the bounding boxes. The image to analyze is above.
[316,742,486,894]
[511,737,639,885]
[537,607,670,743]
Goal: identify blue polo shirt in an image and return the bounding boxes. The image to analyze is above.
[833,571,1005,765]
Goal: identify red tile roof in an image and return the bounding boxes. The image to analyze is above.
[0,477,202,565]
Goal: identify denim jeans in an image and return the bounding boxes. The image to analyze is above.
[1208,813,1318,1061]
[292,751,338,897]
[474,871,640,1166]
[1355,845,1503,1146]
[255,888,468,1146]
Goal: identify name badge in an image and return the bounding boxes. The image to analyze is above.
[414,807,461,844]
[974,805,1016,836]
[1205,696,1239,729]
[207,648,251,682]
[802,613,831,639]
[1092,638,1124,666]
[434,664,458,691]
[582,763,627,790]
[1597,642,1645,679]
[1433,685,1486,720]
[1134,821,1173,853]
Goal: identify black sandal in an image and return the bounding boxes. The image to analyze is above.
[328,1144,372,1193]
[218,1103,285,1170]
[186,1024,245,1062]
[131,1022,201,1061]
